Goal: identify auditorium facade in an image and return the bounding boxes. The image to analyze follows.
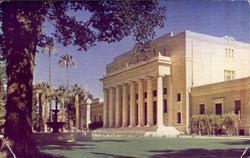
[100,31,250,135]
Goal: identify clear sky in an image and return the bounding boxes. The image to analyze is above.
[33,1,249,98]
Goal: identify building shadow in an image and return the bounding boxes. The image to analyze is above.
[37,152,68,158]
[92,139,128,143]
[92,152,135,158]
[38,142,95,151]
[148,148,248,158]
[220,140,250,146]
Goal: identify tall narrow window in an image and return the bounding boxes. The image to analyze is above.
[153,90,157,97]
[163,88,167,95]
[177,112,181,123]
[164,99,167,113]
[177,93,181,102]
[144,92,147,98]
[215,103,222,115]
[235,100,241,115]
[200,104,205,114]
[99,115,102,122]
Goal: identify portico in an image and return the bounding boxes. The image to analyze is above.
[101,55,172,129]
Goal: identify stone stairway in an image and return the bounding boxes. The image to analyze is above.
[92,126,182,137]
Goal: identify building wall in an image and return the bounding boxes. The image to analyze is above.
[191,77,250,135]
[90,102,103,123]
[185,31,250,87]
[101,30,250,134]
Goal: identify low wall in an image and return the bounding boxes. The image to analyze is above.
[32,132,92,144]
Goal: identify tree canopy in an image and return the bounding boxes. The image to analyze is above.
[0,1,166,157]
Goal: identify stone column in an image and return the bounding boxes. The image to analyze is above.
[103,89,108,128]
[167,76,173,125]
[122,84,128,127]
[115,86,121,127]
[109,88,114,127]
[86,99,91,130]
[147,78,153,126]
[138,80,145,126]
[129,81,136,127]
[157,76,164,127]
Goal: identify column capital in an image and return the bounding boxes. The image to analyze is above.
[129,80,136,84]
[137,79,144,83]
[158,74,165,78]
[103,88,109,91]
[146,75,154,80]
[115,84,121,88]
[122,83,128,87]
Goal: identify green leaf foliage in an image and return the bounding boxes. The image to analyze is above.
[190,113,240,136]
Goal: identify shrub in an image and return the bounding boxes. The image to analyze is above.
[190,113,239,136]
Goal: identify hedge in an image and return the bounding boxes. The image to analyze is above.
[190,112,239,136]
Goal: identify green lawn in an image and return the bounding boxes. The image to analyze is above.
[38,136,250,158]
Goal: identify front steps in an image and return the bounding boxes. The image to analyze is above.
[92,126,182,137]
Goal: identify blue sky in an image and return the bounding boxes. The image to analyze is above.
[33,1,249,98]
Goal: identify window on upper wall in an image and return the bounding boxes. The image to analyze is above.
[177,112,181,123]
[225,48,234,58]
[177,93,181,102]
[224,70,235,81]
[235,100,241,115]
[200,104,205,114]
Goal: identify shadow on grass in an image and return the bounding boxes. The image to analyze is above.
[92,139,128,143]
[92,152,135,158]
[148,148,249,158]
[37,152,67,158]
[38,142,95,151]
[221,140,250,146]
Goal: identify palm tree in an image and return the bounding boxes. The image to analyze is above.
[57,85,67,123]
[42,41,57,124]
[33,82,51,132]
[33,83,44,132]
[58,54,75,90]
[72,84,87,131]
[42,41,57,88]
[42,83,51,132]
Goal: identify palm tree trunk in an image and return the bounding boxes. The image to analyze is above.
[49,50,51,88]
[49,98,52,122]
[43,99,48,132]
[66,64,69,90]
[75,94,79,131]
[38,93,43,132]
[61,97,65,122]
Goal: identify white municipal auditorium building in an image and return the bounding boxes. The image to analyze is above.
[100,31,250,135]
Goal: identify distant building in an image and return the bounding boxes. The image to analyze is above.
[100,31,250,135]
[80,98,103,130]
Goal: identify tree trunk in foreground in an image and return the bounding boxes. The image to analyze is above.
[1,2,46,157]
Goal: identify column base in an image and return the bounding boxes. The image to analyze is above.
[156,126,182,136]
[115,125,121,128]
[146,124,151,127]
